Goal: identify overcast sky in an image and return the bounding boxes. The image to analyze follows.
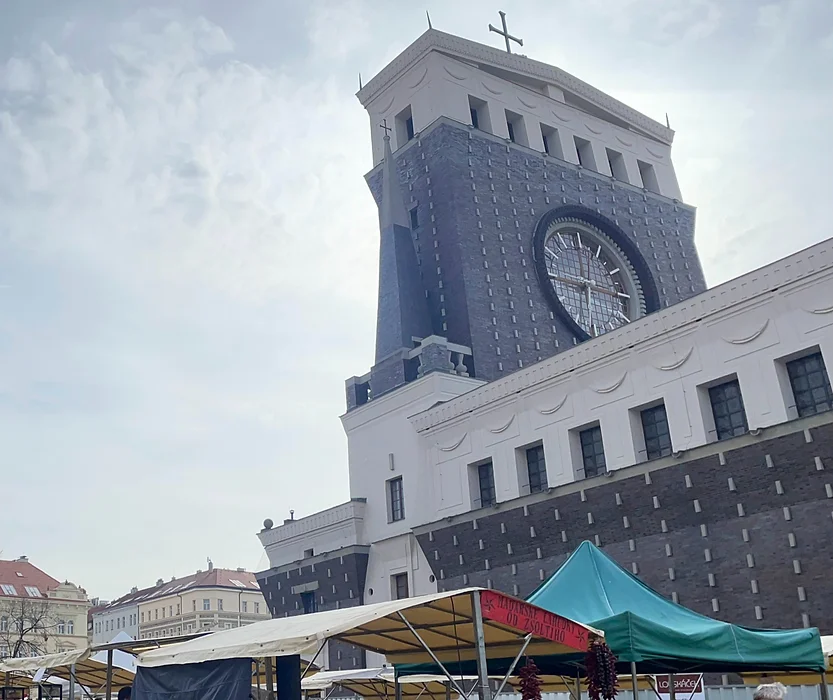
[1,0,830,601]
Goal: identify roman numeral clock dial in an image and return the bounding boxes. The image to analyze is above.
[536,218,647,340]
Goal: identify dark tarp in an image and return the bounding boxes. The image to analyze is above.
[133,658,252,700]
[525,541,825,673]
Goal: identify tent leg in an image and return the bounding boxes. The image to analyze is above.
[445,682,451,700]
[266,656,275,700]
[471,591,493,700]
[493,634,533,698]
[631,662,638,700]
[105,649,113,700]
[820,672,830,700]
[575,671,581,700]
[69,663,76,700]
[668,674,675,700]
[395,667,402,700]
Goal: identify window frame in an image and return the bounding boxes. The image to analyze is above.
[786,351,833,417]
[392,573,410,600]
[708,378,748,441]
[640,403,673,460]
[525,444,548,493]
[387,475,406,523]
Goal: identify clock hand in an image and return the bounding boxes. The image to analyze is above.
[586,285,592,331]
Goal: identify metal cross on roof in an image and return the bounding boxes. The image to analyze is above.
[489,11,523,54]
[380,119,392,137]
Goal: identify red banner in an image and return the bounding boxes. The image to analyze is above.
[479,590,590,651]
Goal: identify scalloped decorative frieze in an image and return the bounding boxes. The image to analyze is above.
[807,305,833,315]
[408,67,429,90]
[645,145,665,159]
[722,320,769,345]
[488,415,516,434]
[438,434,467,452]
[538,395,568,415]
[518,95,539,110]
[443,65,468,81]
[586,123,604,135]
[655,347,694,371]
[377,95,395,114]
[593,373,628,394]
[616,135,634,147]
[482,81,503,95]
[552,109,572,122]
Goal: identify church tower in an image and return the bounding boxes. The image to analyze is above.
[347,26,705,408]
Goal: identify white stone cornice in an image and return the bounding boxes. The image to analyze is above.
[357,29,673,144]
[410,239,833,434]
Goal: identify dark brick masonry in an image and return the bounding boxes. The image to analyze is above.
[366,119,706,385]
[256,550,369,671]
[415,415,833,632]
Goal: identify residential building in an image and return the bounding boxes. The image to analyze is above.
[0,556,90,657]
[256,20,833,672]
[91,563,269,644]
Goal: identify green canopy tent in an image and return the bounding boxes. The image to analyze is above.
[525,541,825,674]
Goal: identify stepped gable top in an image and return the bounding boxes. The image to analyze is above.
[356,28,673,145]
[0,559,61,599]
[105,568,260,609]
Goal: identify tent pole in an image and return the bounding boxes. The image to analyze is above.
[631,662,638,700]
[820,672,830,700]
[445,681,451,700]
[668,674,675,700]
[69,663,76,700]
[105,649,113,700]
[575,670,581,700]
[471,591,492,700]
[395,666,402,700]
[265,656,275,700]
[493,634,533,698]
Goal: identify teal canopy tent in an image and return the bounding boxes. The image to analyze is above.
[525,541,825,673]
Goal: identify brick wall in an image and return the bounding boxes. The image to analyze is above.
[367,120,706,384]
[416,417,833,631]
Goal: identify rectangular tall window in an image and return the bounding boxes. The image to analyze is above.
[300,592,317,614]
[504,110,527,146]
[242,601,248,613]
[526,445,547,493]
[638,160,660,193]
[388,476,405,522]
[787,352,833,416]
[641,404,672,460]
[405,116,415,140]
[409,207,419,230]
[574,136,597,170]
[579,426,606,478]
[393,573,409,600]
[470,107,479,129]
[217,599,223,611]
[395,105,414,146]
[478,461,496,507]
[606,148,629,181]
[468,96,491,132]
[202,599,210,611]
[507,120,516,142]
[254,602,260,614]
[709,379,748,440]
[540,124,564,159]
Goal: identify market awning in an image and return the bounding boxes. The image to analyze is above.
[137,588,601,668]
[302,668,463,700]
[0,649,135,690]
[739,635,833,686]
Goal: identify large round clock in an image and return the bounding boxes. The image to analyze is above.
[534,214,647,339]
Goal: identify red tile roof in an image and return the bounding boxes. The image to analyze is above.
[0,559,61,599]
[105,568,261,610]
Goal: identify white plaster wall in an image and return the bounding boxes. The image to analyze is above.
[365,51,682,200]
[258,501,368,569]
[92,604,139,645]
[411,242,833,520]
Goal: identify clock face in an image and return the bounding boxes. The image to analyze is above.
[541,222,644,338]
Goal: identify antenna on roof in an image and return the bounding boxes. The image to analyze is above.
[290,509,295,521]
[358,72,363,90]
[207,557,213,572]
[665,112,671,129]
[426,10,432,29]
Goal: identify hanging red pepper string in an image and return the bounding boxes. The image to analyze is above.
[585,637,619,700]
[518,658,543,700]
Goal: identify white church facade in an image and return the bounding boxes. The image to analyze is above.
[256,26,833,671]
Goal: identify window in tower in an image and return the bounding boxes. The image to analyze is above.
[606,148,629,182]
[525,444,547,493]
[387,476,405,522]
[706,378,748,441]
[505,110,528,146]
[409,206,419,230]
[468,96,492,133]
[540,124,564,159]
[637,160,660,194]
[395,105,414,147]
[470,460,496,508]
[573,136,597,170]
[640,403,672,460]
[786,351,833,417]
[573,424,606,478]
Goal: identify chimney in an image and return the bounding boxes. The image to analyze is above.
[207,558,214,572]
[130,587,138,594]
[16,555,28,563]
[156,578,163,587]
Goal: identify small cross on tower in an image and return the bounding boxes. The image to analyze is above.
[380,119,392,139]
[489,11,523,54]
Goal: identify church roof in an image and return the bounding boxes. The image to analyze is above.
[357,28,673,144]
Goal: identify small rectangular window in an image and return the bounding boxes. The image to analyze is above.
[301,591,315,614]
[579,426,606,478]
[641,404,672,460]
[217,599,223,611]
[242,601,248,613]
[470,106,479,129]
[255,602,260,614]
[303,548,314,558]
[606,148,629,182]
[1,585,17,596]
[203,599,210,611]
[409,207,419,230]
[478,461,496,507]
[504,110,528,146]
[637,159,660,194]
[192,600,196,612]
[540,124,564,159]
[388,476,405,522]
[24,586,40,597]
[526,445,547,493]
[395,105,414,146]
[393,573,409,600]
[507,120,516,142]
[468,96,492,133]
[709,379,748,440]
[787,352,833,417]
[574,136,597,170]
